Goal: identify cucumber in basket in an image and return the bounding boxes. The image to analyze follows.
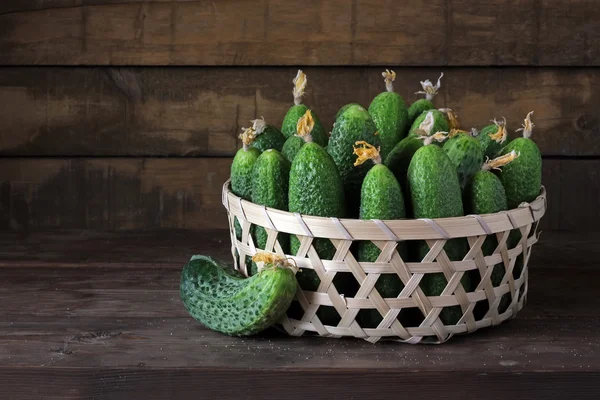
[281,70,328,147]
[281,109,316,163]
[407,131,471,325]
[353,141,408,328]
[407,73,444,125]
[250,117,286,153]
[476,117,508,159]
[464,152,520,315]
[180,254,297,336]
[250,148,291,276]
[368,69,409,160]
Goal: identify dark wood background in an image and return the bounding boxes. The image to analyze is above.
[1,1,599,233]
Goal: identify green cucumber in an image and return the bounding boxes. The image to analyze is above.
[327,104,379,217]
[408,73,444,124]
[281,71,328,147]
[248,117,286,152]
[335,103,362,120]
[408,99,434,124]
[463,154,518,316]
[443,131,484,189]
[495,112,542,209]
[496,112,542,282]
[289,141,351,324]
[408,109,449,138]
[368,70,409,160]
[281,108,317,163]
[384,136,424,217]
[250,149,291,275]
[231,130,261,244]
[180,255,297,336]
[408,141,470,325]
[353,142,407,328]
[476,118,508,159]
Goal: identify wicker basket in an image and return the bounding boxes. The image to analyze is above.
[222,179,546,344]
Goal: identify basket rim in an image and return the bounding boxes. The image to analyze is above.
[222,179,546,241]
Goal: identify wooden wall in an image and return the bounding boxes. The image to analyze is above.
[0,1,598,232]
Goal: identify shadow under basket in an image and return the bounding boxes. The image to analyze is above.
[222,180,547,344]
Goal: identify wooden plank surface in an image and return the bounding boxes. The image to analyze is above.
[0,230,599,399]
[1,67,599,157]
[1,1,598,66]
[0,158,597,231]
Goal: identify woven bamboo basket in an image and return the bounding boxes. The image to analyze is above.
[222,179,546,344]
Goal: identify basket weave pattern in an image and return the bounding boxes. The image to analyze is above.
[222,180,547,344]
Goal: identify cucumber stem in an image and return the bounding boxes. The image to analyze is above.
[417,131,449,145]
[296,109,315,143]
[239,127,257,151]
[293,70,307,106]
[252,252,298,273]
[382,69,396,92]
[516,111,534,139]
[482,150,520,171]
[353,141,382,165]
[415,72,444,101]
[251,116,267,135]
[489,117,508,144]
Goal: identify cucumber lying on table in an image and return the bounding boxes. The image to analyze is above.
[180,254,297,336]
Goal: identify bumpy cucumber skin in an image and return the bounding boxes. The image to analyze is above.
[464,171,511,314]
[384,136,424,215]
[327,105,380,217]
[281,135,305,163]
[180,255,297,336]
[251,126,286,153]
[357,164,407,328]
[495,137,542,209]
[407,99,435,125]
[281,105,328,147]
[231,147,261,201]
[408,145,470,325]
[335,103,362,121]
[408,109,449,137]
[477,124,505,159]
[231,147,261,242]
[250,150,291,275]
[289,142,351,324]
[368,92,409,160]
[443,132,485,189]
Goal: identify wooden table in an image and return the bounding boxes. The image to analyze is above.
[1,230,598,399]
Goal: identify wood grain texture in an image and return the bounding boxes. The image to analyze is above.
[1,231,598,398]
[0,158,596,231]
[1,67,598,157]
[0,1,598,66]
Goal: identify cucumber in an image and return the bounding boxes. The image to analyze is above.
[477,117,508,159]
[281,109,317,163]
[231,128,261,244]
[495,111,542,209]
[463,153,519,316]
[281,70,328,147]
[368,70,409,160]
[407,72,444,124]
[250,149,291,275]
[180,254,297,336]
[353,142,407,328]
[407,99,434,125]
[251,118,286,152]
[496,112,542,281]
[408,109,449,138]
[443,131,484,189]
[335,103,362,120]
[327,104,380,217]
[407,139,470,325]
[384,136,424,217]
[289,141,351,324]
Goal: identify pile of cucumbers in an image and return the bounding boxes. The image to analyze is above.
[181,70,542,336]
